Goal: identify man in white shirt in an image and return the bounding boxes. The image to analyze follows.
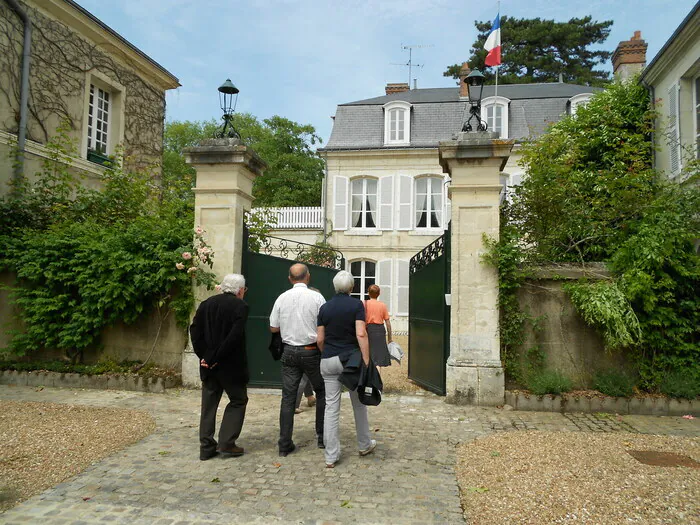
[270,263,326,456]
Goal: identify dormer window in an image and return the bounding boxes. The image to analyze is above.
[569,93,593,115]
[383,101,411,145]
[482,96,510,138]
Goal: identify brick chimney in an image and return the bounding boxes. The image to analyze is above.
[458,62,471,98]
[612,31,648,81]
[385,83,410,95]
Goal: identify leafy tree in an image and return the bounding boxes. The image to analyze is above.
[444,16,613,86]
[163,114,324,207]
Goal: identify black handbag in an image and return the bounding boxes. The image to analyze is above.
[357,357,383,406]
[268,332,283,361]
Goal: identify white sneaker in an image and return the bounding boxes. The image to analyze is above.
[359,439,377,457]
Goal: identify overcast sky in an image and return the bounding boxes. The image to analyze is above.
[75,0,696,144]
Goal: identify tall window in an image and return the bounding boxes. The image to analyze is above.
[486,105,503,137]
[87,84,110,153]
[383,101,411,145]
[481,96,510,138]
[351,178,377,228]
[389,108,405,141]
[351,260,375,301]
[415,177,443,229]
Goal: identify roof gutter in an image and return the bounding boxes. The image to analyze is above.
[5,0,32,184]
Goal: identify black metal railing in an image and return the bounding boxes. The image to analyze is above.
[410,233,446,274]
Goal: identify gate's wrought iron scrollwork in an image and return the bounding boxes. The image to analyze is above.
[410,234,445,274]
[252,234,345,270]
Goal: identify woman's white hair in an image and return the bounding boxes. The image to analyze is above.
[333,270,355,294]
[220,274,245,294]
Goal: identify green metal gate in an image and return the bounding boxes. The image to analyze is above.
[408,227,451,395]
[242,226,343,388]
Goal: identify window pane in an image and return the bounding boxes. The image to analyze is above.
[397,110,404,140]
[365,261,376,277]
[351,261,361,275]
[416,178,427,193]
[351,179,362,195]
[366,178,377,195]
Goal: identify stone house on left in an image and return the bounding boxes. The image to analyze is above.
[0,0,184,367]
[0,0,180,194]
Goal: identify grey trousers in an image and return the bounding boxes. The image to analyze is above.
[199,373,248,454]
[321,355,372,464]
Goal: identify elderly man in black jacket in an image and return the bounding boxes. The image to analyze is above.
[190,273,249,461]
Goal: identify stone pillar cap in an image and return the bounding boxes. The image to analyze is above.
[439,132,514,172]
[184,139,267,177]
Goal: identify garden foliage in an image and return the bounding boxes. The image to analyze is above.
[488,79,700,393]
[0,125,217,359]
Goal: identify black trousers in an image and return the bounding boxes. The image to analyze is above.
[199,370,248,454]
[278,345,325,452]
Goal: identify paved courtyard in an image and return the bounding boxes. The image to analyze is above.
[1,384,699,524]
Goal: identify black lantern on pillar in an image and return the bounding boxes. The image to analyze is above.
[461,69,487,132]
[217,78,240,139]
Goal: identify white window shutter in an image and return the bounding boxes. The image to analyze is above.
[333,176,349,230]
[376,259,393,314]
[396,260,409,316]
[378,175,394,230]
[668,84,680,175]
[397,175,413,230]
[443,176,451,230]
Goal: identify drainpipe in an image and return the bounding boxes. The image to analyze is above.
[5,0,32,184]
[639,77,656,170]
[320,151,328,242]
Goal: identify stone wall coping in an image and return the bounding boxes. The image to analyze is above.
[0,370,181,393]
[505,390,699,416]
[527,262,611,280]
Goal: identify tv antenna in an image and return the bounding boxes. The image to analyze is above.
[390,43,433,88]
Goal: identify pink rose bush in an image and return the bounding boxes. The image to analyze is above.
[174,226,217,289]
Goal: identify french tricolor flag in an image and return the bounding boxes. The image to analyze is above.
[484,13,502,67]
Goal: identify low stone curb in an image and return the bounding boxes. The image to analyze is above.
[506,390,699,416]
[0,370,181,393]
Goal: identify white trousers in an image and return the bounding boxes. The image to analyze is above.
[321,355,372,464]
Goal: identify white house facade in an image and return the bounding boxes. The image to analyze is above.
[264,78,600,331]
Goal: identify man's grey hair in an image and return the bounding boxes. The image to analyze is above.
[333,271,355,294]
[220,274,245,294]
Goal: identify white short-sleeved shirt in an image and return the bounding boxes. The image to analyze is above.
[269,283,326,346]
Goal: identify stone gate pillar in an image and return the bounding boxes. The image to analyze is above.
[439,132,513,405]
[181,138,266,387]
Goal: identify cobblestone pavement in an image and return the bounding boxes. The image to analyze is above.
[1,385,699,524]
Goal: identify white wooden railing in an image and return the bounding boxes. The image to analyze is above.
[256,207,323,229]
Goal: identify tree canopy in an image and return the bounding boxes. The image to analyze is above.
[444,16,613,86]
[163,114,324,207]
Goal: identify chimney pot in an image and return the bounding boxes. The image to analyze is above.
[458,62,471,99]
[612,31,647,80]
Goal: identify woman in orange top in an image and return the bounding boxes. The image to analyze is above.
[364,284,392,367]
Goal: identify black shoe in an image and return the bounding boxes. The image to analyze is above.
[317,436,325,449]
[279,443,296,457]
[200,450,219,461]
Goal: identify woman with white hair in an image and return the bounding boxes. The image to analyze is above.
[316,270,377,468]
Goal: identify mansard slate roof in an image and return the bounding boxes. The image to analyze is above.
[322,83,603,151]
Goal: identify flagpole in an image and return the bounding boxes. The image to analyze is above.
[495,1,500,100]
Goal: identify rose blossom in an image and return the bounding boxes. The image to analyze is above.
[182,252,192,260]
[215,285,222,292]
[187,267,197,273]
[195,226,204,235]
[175,262,185,270]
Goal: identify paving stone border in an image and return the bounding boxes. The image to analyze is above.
[0,370,180,393]
[506,390,699,416]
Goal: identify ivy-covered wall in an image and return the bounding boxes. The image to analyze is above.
[0,0,171,187]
